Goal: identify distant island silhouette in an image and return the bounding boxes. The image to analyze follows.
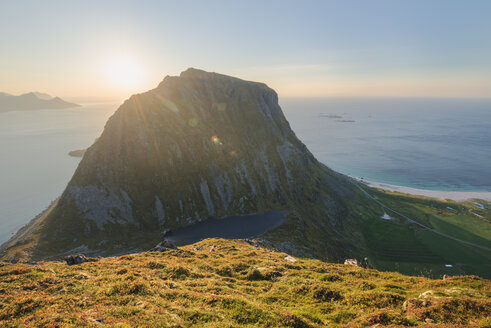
[0,92,80,113]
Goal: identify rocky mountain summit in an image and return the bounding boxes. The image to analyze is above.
[1,68,379,261]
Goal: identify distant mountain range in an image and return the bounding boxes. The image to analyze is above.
[0,92,80,112]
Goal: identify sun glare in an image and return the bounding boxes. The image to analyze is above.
[105,57,145,90]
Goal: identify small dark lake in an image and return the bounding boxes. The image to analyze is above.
[165,210,287,245]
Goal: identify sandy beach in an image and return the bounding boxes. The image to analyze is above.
[354,178,491,201]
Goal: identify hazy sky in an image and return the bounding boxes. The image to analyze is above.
[1,0,490,100]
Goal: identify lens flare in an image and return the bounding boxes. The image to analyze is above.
[211,136,222,145]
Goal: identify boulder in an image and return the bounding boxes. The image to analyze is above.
[7,256,19,264]
[284,255,297,263]
[244,239,261,248]
[344,259,360,266]
[64,254,96,265]
[150,240,178,252]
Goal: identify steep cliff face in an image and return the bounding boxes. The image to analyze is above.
[66,68,316,228]
[2,69,379,260]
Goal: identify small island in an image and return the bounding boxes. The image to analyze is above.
[319,113,342,118]
[0,92,80,113]
[68,149,87,157]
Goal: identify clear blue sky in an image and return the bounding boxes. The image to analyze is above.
[1,0,490,99]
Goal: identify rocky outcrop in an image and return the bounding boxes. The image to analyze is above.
[150,240,178,252]
[344,259,360,266]
[1,68,380,261]
[64,254,97,265]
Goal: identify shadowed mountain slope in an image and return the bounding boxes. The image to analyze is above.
[1,69,380,261]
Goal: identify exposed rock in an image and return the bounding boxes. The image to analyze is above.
[64,254,97,265]
[284,255,297,263]
[243,239,261,248]
[68,149,87,157]
[418,290,436,298]
[150,240,178,252]
[210,245,218,252]
[75,273,90,279]
[344,259,360,266]
[62,272,90,280]
[62,185,137,230]
[156,197,166,226]
[7,256,19,264]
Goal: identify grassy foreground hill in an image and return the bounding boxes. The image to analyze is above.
[1,238,490,327]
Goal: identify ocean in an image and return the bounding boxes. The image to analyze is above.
[0,98,490,243]
[281,97,491,192]
[0,103,117,243]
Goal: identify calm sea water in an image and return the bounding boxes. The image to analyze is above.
[0,103,117,243]
[0,98,490,244]
[281,97,491,192]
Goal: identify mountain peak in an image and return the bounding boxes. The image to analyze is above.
[31,92,53,100]
[0,70,368,262]
[156,68,269,93]
[179,67,210,77]
[178,68,240,81]
[19,92,52,99]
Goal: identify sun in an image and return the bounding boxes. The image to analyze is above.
[105,57,145,90]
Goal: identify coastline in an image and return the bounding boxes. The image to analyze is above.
[353,177,491,201]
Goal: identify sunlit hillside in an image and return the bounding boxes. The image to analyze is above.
[1,238,490,327]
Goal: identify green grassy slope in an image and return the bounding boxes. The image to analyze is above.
[358,186,491,279]
[1,239,490,327]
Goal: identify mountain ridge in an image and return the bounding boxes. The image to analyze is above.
[1,68,377,261]
[0,92,79,112]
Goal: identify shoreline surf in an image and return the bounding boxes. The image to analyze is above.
[353,177,491,201]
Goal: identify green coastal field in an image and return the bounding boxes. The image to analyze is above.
[358,185,491,279]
